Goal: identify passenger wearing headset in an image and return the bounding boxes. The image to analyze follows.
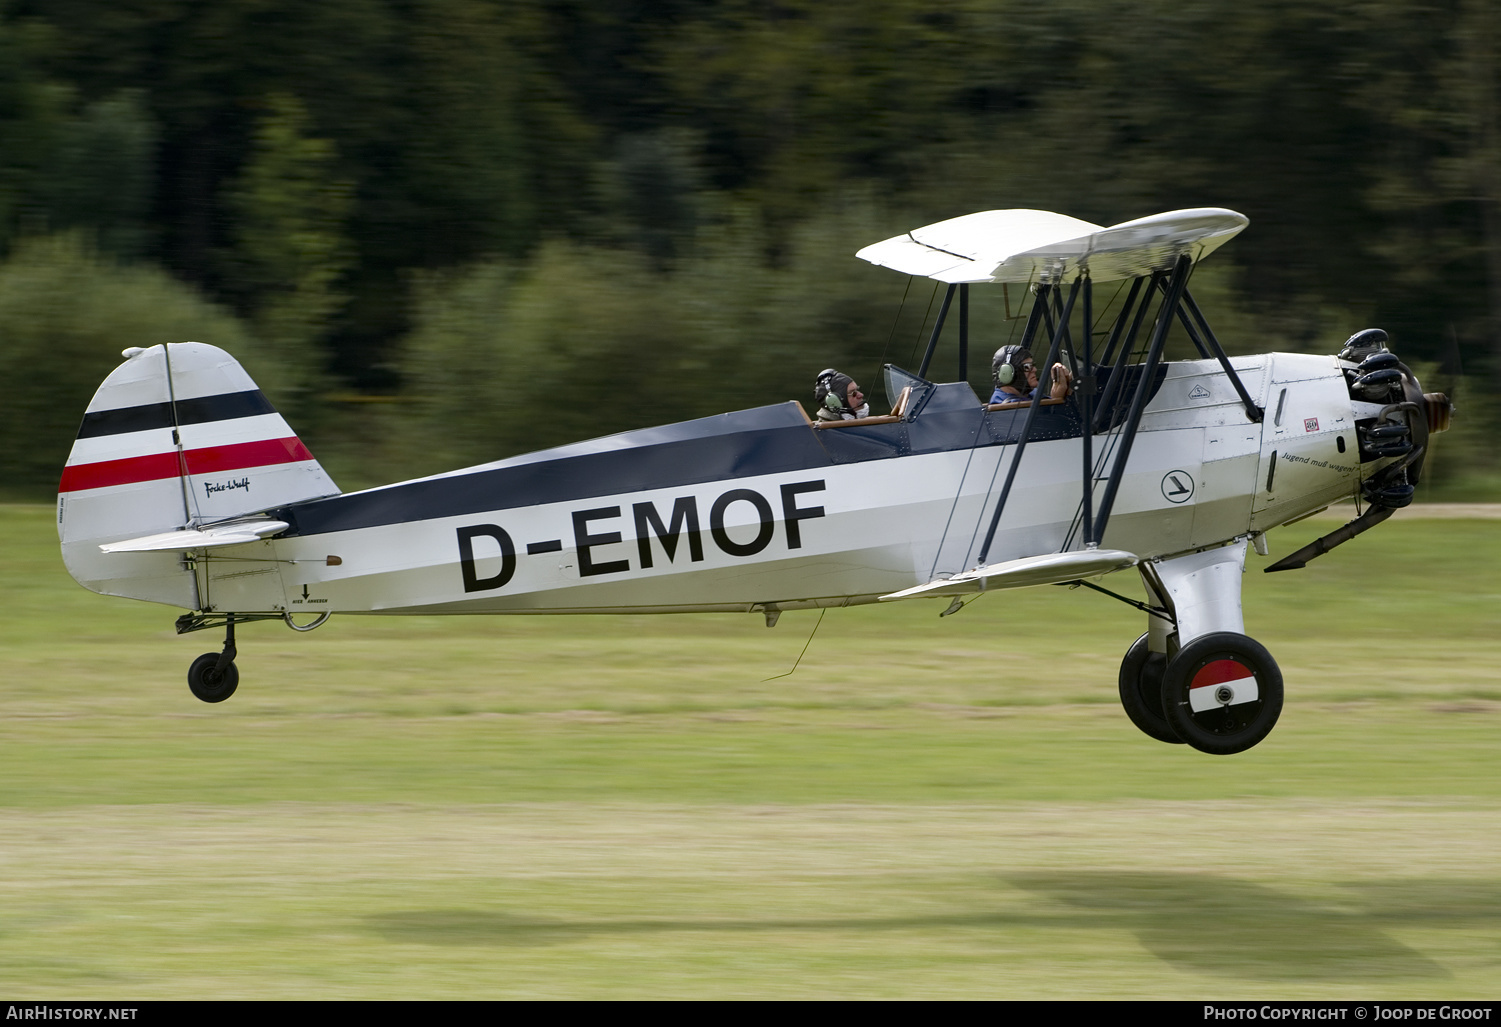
[813,369,870,421]
[990,345,1073,404]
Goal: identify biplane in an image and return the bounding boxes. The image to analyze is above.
[57,207,1452,754]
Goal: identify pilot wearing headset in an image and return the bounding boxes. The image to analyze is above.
[813,369,870,421]
[990,345,1073,404]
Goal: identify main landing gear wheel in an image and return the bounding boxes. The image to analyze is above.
[187,653,239,703]
[1118,633,1183,744]
[1161,632,1283,755]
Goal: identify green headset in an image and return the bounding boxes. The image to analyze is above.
[816,368,852,411]
[993,345,1031,388]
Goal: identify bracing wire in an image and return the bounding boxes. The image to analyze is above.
[874,276,915,386]
[1004,271,1039,349]
[906,282,941,369]
[1092,278,1128,339]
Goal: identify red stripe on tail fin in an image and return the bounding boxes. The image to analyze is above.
[60,437,314,493]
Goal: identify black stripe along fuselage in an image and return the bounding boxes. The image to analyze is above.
[268,372,1165,540]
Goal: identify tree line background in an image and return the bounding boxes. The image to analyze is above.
[2,0,1498,498]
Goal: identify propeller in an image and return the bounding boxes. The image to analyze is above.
[1428,325,1463,435]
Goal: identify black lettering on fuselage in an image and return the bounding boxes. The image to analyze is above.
[779,480,826,548]
[633,496,704,568]
[462,479,829,590]
[457,524,516,592]
[710,489,775,557]
[573,506,631,577]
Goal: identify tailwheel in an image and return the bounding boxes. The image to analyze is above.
[1161,632,1283,755]
[187,653,239,703]
[1118,633,1183,744]
[187,612,239,703]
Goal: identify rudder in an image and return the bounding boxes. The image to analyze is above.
[59,342,339,607]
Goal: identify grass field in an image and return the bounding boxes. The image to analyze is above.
[1,503,1498,998]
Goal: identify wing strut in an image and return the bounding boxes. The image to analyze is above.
[1154,280,1262,422]
[1093,274,1158,432]
[1182,289,1264,423]
[1096,277,1145,369]
[916,284,957,379]
[1169,294,1214,359]
[958,283,969,381]
[975,278,1082,565]
[1079,274,1095,547]
[1089,253,1193,545]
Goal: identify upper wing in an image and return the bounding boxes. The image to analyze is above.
[857,207,1248,285]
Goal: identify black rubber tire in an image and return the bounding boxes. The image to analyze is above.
[187,652,239,703]
[1118,633,1183,744]
[1161,632,1283,755]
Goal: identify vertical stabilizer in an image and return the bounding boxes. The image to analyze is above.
[58,342,339,607]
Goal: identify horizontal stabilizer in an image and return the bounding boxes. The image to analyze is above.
[880,549,1139,601]
[100,518,289,553]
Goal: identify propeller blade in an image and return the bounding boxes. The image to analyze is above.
[1440,324,1464,397]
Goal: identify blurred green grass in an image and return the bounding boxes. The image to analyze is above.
[1,503,1498,997]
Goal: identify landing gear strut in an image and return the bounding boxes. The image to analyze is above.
[187,613,239,703]
[1120,541,1284,754]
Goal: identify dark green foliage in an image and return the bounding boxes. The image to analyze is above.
[0,19,156,258]
[34,90,157,258]
[0,235,262,492]
[0,0,1497,495]
[395,202,903,475]
[224,93,352,421]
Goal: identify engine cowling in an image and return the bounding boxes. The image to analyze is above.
[1337,329,1451,510]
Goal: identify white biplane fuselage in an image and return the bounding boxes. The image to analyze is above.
[58,206,1448,754]
[61,352,1354,619]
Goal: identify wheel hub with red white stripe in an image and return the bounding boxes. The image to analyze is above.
[1188,657,1261,713]
[1162,632,1284,755]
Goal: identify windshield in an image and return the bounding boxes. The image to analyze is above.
[883,364,928,412]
